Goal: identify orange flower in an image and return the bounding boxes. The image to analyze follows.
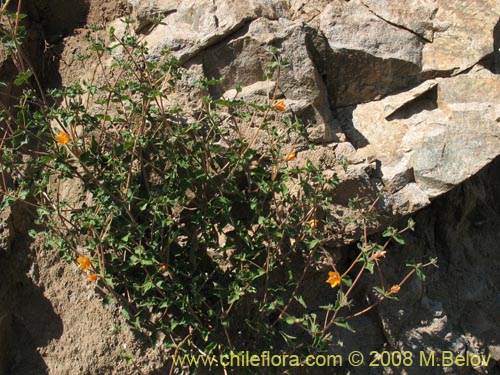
[390,285,400,294]
[274,99,286,111]
[160,264,167,272]
[369,251,386,261]
[308,219,319,229]
[326,271,341,288]
[77,256,92,272]
[87,273,98,282]
[55,131,70,145]
[285,152,296,161]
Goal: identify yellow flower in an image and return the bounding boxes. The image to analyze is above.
[285,152,296,161]
[56,131,70,145]
[326,271,341,288]
[308,219,319,229]
[390,285,400,294]
[274,99,286,111]
[77,256,92,272]
[87,273,98,282]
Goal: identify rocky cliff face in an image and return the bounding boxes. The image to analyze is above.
[1,0,499,373]
[128,0,500,222]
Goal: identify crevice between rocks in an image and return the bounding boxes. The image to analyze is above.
[494,19,500,74]
[180,17,258,66]
[360,2,433,43]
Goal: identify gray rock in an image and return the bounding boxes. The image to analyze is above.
[222,80,276,103]
[390,182,430,215]
[422,0,500,75]
[381,157,414,193]
[380,159,500,374]
[334,142,362,163]
[319,0,424,106]
[360,0,438,41]
[332,163,377,206]
[382,79,438,119]
[411,71,500,198]
[127,0,178,32]
[340,68,500,213]
[124,0,500,215]
[139,0,284,64]
[288,0,333,23]
[202,17,339,142]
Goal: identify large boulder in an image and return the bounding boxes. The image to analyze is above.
[360,0,438,41]
[201,17,339,142]
[337,67,500,214]
[135,0,288,64]
[421,0,500,75]
[317,0,500,105]
[122,0,500,220]
[318,0,425,106]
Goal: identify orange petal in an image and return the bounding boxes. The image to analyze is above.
[390,285,400,294]
[369,251,386,261]
[274,99,286,111]
[56,131,70,145]
[77,256,92,272]
[326,271,341,288]
[308,219,319,229]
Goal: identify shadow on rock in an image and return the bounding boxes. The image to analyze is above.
[0,240,63,375]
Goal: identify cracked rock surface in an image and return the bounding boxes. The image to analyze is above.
[126,0,500,220]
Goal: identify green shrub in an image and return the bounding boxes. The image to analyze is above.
[0,13,435,373]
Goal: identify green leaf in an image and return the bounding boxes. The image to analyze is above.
[416,268,426,281]
[382,227,394,237]
[0,196,15,209]
[105,275,115,288]
[385,294,399,301]
[307,239,319,250]
[285,316,297,325]
[142,280,154,293]
[268,61,279,69]
[121,308,130,321]
[393,235,405,245]
[365,261,375,274]
[18,189,29,200]
[140,258,154,266]
[228,292,241,304]
[333,318,355,332]
[14,70,33,86]
[341,276,352,288]
[407,217,416,231]
[294,295,307,309]
[39,155,56,164]
[318,304,334,311]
